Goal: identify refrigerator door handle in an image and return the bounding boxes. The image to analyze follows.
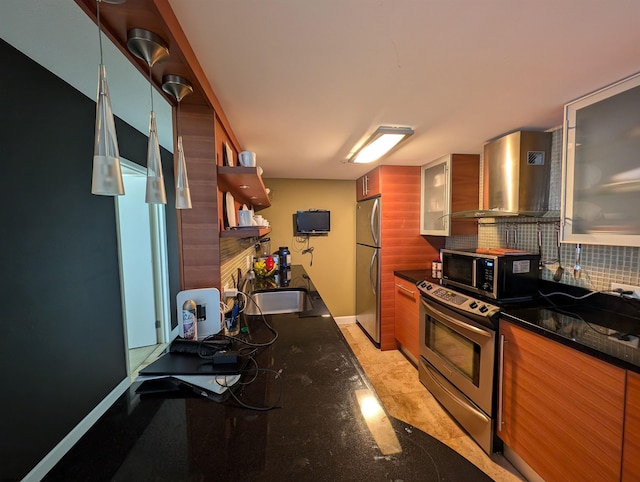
[369,249,378,294]
[370,198,380,247]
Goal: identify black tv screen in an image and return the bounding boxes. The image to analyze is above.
[294,210,330,235]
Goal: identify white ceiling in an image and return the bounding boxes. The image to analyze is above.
[2,1,640,181]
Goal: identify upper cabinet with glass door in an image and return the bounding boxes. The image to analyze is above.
[562,72,640,246]
[420,154,479,236]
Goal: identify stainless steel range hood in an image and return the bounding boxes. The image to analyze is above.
[452,130,554,219]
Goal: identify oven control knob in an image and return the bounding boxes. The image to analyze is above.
[479,305,489,313]
[469,301,478,309]
[426,284,433,290]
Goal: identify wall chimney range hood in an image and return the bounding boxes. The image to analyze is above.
[452,130,555,219]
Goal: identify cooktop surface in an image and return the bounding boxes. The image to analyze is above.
[504,296,640,370]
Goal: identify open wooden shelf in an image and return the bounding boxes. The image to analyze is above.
[220,227,271,238]
[217,166,271,210]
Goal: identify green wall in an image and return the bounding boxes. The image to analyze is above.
[260,179,355,317]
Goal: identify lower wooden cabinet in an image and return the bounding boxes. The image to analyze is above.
[393,276,420,361]
[623,371,640,481]
[498,320,626,482]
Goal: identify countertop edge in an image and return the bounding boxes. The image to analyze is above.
[500,311,640,374]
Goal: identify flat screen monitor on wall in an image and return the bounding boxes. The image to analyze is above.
[293,210,330,236]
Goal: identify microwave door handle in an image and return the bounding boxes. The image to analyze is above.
[471,258,478,289]
[420,299,492,338]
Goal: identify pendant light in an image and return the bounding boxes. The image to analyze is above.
[126,28,170,204]
[91,0,125,196]
[162,75,194,209]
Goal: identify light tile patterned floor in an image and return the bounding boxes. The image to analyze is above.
[339,323,526,482]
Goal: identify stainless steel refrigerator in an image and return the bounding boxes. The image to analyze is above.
[356,196,381,345]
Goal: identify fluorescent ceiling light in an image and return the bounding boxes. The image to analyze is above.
[349,126,414,164]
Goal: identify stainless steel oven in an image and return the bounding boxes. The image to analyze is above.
[416,280,501,454]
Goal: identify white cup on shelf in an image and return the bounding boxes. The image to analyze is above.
[238,209,252,226]
[238,151,257,167]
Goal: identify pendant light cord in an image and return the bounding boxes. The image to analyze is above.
[177,101,181,138]
[149,64,154,114]
[96,0,104,65]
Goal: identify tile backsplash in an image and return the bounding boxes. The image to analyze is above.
[446,127,640,292]
[220,237,259,291]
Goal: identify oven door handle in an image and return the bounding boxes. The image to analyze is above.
[423,363,490,423]
[420,298,492,338]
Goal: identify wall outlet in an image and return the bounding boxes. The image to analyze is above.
[611,282,640,299]
[246,255,251,270]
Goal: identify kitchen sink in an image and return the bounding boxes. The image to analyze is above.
[244,288,313,315]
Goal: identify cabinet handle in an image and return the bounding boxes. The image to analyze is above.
[395,283,415,295]
[497,334,507,432]
[364,175,369,196]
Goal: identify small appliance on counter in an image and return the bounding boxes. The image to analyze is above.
[441,248,540,301]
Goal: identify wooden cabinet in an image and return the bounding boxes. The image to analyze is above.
[623,371,640,481]
[498,320,625,482]
[562,72,640,246]
[393,275,420,362]
[420,153,479,236]
[369,166,444,350]
[355,168,380,201]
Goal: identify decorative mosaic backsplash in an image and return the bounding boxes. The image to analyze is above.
[220,237,259,291]
[446,128,640,292]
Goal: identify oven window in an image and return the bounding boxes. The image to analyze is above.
[443,254,473,285]
[426,315,481,386]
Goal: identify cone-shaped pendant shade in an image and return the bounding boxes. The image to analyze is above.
[92,64,124,195]
[175,136,192,209]
[145,111,167,204]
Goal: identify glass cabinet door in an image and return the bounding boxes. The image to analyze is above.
[420,155,450,235]
[563,72,640,246]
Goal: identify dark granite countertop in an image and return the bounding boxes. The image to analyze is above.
[501,286,640,373]
[394,269,433,284]
[44,266,491,481]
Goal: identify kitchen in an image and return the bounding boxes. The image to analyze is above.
[2,1,640,481]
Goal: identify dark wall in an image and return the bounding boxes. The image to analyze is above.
[0,39,179,480]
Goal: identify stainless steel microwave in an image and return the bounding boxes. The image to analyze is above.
[441,248,540,300]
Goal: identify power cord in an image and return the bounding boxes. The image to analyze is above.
[293,235,315,266]
[302,246,314,266]
[539,289,626,300]
[200,290,284,410]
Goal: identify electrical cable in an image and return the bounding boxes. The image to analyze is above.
[293,235,315,266]
[183,290,285,410]
[538,288,640,333]
[224,367,283,411]
[538,289,623,300]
